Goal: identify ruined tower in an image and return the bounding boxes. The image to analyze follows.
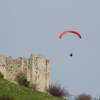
[0,54,50,92]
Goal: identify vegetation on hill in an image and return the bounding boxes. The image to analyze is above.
[46,83,70,98]
[0,78,66,100]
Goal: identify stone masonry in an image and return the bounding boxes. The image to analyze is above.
[0,54,50,92]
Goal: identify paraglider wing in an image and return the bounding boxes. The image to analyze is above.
[59,30,82,39]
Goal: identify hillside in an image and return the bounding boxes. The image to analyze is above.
[0,78,65,100]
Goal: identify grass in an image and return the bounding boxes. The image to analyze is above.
[0,78,65,100]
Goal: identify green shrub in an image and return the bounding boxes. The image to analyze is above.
[75,93,92,100]
[18,77,30,87]
[15,72,26,82]
[46,83,70,98]
[0,72,4,78]
[0,95,15,100]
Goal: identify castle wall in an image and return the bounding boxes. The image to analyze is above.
[0,54,50,92]
[45,59,50,89]
[0,56,7,78]
[35,54,48,92]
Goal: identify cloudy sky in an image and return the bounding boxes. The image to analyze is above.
[0,0,100,98]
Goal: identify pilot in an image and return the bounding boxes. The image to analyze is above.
[70,53,73,57]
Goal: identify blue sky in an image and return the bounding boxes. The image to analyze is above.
[0,0,100,98]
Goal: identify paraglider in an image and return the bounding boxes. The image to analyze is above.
[59,30,82,39]
[59,30,82,57]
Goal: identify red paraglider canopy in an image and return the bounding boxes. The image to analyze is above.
[59,30,82,39]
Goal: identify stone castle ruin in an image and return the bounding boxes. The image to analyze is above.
[0,54,50,92]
